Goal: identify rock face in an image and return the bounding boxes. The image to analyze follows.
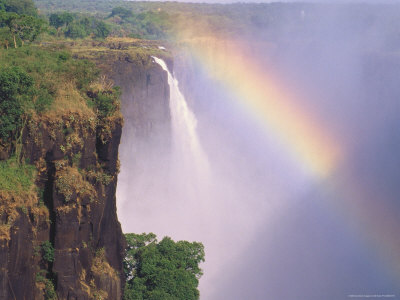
[104,52,172,210]
[0,44,171,300]
[109,54,171,158]
[0,112,125,299]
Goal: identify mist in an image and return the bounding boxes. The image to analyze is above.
[117,2,400,300]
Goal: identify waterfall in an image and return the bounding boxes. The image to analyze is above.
[152,57,209,181]
[119,56,275,299]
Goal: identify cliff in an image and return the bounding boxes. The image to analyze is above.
[71,39,172,209]
[0,106,125,299]
[70,38,172,146]
[0,39,172,300]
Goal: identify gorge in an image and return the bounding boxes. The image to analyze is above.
[1,0,400,299]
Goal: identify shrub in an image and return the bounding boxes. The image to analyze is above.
[91,87,121,117]
[65,22,86,39]
[44,279,57,300]
[41,240,54,263]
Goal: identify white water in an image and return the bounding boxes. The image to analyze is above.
[118,57,276,299]
[149,58,272,298]
[153,57,210,194]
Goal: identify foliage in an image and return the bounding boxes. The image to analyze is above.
[35,270,47,282]
[0,66,32,140]
[110,7,133,19]
[64,21,87,39]
[0,0,37,16]
[32,0,400,51]
[41,240,54,263]
[35,269,57,299]
[0,46,100,143]
[0,10,44,48]
[124,233,205,300]
[93,20,109,39]
[0,157,35,192]
[89,86,120,117]
[55,166,95,203]
[44,279,57,300]
[49,11,73,29]
[47,11,111,40]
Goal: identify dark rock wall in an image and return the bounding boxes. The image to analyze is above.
[111,57,170,153]
[0,113,125,300]
[0,49,171,300]
[109,56,171,206]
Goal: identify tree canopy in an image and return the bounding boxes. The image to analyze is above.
[49,12,74,29]
[0,0,37,16]
[0,1,44,49]
[124,233,205,300]
[48,12,111,39]
[0,66,32,140]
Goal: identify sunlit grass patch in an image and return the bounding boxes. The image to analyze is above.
[0,157,36,193]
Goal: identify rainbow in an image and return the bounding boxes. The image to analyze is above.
[179,37,341,178]
[175,34,400,282]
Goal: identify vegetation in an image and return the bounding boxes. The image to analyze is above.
[36,271,57,300]
[1,0,37,16]
[41,240,55,263]
[0,45,100,143]
[48,12,110,39]
[55,166,94,203]
[32,0,400,49]
[89,86,120,117]
[0,66,33,141]
[43,279,57,300]
[0,157,35,192]
[124,233,205,300]
[0,0,44,49]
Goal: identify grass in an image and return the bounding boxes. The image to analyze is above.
[45,81,95,118]
[0,45,100,113]
[65,37,171,67]
[0,157,37,238]
[0,157,36,193]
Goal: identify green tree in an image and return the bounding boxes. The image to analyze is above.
[93,20,109,39]
[49,12,74,29]
[0,26,12,48]
[0,0,37,16]
[0,66,33,141]
[49,13,64,29]
[64,22,86,39]
[110,7,133,19]
[124,233,205,300]
[13,15,44,45]
[1,12,44,47]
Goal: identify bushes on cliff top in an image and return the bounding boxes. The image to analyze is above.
[90,86,121,117]
[0,45,102,143]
